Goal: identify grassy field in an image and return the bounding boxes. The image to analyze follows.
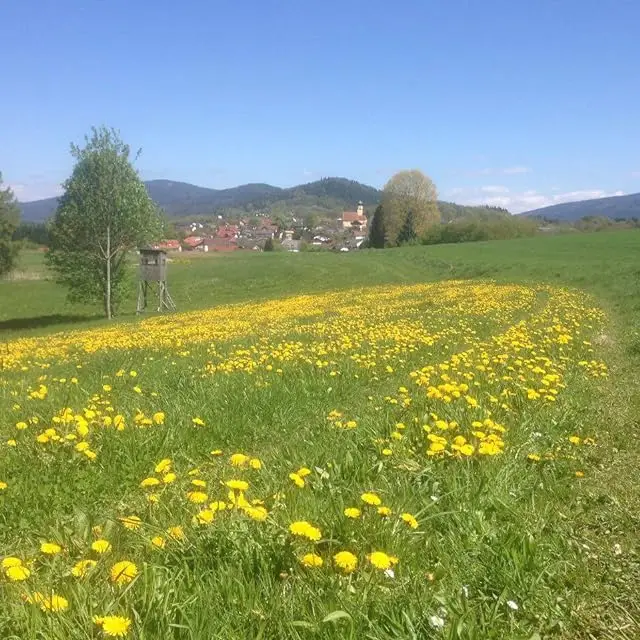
[0,231,639,639]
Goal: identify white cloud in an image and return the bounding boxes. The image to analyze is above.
[450,187,626,214]
[8,182,63,202]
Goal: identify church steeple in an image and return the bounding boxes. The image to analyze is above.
[356,201,364,216]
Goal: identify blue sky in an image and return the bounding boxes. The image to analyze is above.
[1,0,639,212]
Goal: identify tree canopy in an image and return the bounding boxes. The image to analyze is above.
[47,127,162,318]
[0,174,21,277]
[381,170,440,245]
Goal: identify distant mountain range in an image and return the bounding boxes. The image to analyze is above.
[522,192,640,221]
[18,177,508,223]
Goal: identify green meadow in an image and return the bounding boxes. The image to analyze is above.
[0,231,639,639]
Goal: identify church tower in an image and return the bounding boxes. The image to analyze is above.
[356,201,364,216]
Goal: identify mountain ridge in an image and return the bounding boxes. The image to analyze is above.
[18,177,508,222]
[522,191,640,221]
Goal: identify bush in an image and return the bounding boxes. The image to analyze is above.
[422,217,538,246]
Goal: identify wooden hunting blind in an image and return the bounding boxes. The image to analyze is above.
[136,248,176,313]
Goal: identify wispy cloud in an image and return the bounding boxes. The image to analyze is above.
[448,186,626,214]
[8,182,63,202]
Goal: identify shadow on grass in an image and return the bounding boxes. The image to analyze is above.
[0,314,100,333]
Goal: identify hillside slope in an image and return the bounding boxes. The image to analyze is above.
[522,191,640,221]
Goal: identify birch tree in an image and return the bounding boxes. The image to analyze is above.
[47,127,162,318]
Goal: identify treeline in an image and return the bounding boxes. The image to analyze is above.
[13,222,50,246]
[422,216,538,245]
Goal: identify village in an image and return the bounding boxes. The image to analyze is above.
[152,201,369,253]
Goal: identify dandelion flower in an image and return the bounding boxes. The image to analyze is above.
[96,615,132,637]
[377,506,392,517]
[368,551,394,570]
[5,565,30,581]
[167,526,185,541]
[154,458,171,473]
[230,453,249,467]
[401,513,419,529]
[344,507,361,519]
[71,559,97,577]
[162,472,177,484]
[297,467,311,477]
[360,492,382,506]
[244,505,268,521]
[225,479,249,492]
[210,449,223,456]
[192,417,205,427]
[191,479,207,488]
[301,553,323,568]
[40,594,69,612]
[110,560,138,586]
[289,521,322,541]
[187,491,208,504]
[249,458,262,469]
[91,539,111,554]
[119,515,142,530]
[140,477,160,488]
[289,472,305,488]
[194,509,215,524]
[152,412,165,425]
[40,542,62,555]
[1,557,22,569]
[333,551,358,574]
[151,536,166,549]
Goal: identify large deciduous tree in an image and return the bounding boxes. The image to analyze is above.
[0,174,21,277]
[47,127,162,318]
[381,170,440,245]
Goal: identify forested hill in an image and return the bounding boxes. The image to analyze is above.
[522,192,640,221]
[19,177,510,222]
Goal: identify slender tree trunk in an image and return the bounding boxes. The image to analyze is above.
[106,224,111,319]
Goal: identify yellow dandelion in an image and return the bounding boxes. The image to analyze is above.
[151,536,166,549]
[301,553,323,568]
[71,559,97,578]
[167,526,185,541]
[154,458,172,473]
[289,472,305,488]
[40,542,62,555]
[344,507,361,519]
[91,539,111,554]
[109,560,138,586]
[230,453,249,467]
[95,615,132,637]
[225,479,249,492]
[333,551,358,574]
[186,491,208,504]
[5,565,30,581]
[119,515,142,530]
[360,492,382,506]
[401,513,418,529]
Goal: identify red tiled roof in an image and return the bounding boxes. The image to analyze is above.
[342,212,366,222]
